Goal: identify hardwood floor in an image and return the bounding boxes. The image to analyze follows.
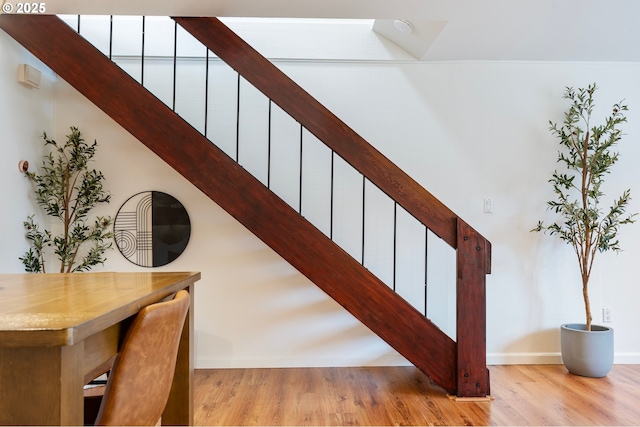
[194,365,640,425]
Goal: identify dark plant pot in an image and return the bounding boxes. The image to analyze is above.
[560,323,613,377]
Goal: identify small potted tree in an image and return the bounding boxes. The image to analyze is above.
[20,126,113,273]
[533,83,636,377]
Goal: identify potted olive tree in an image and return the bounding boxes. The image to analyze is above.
[19,126,113,273]
[533,83,636,377]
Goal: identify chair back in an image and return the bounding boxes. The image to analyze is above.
[94,290,190,426]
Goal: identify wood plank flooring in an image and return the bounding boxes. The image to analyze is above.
[194,365,640,425]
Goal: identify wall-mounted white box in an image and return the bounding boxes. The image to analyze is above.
[17,64,41,88]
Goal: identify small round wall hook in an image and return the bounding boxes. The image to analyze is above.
[18,160,29,173]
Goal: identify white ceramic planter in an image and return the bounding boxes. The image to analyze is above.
[560,323,613,377]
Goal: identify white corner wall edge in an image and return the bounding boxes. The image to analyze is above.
[487,352,640,365]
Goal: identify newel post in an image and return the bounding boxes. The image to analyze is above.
[456,219,491,398]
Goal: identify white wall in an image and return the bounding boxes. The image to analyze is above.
[3,18,640,367]
[0,31,55,273]
[262,60,640,365]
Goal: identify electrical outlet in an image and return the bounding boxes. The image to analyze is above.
[603,307,612,323]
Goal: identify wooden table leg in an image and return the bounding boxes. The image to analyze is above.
[162,287,194,425]
[0,343,84,426]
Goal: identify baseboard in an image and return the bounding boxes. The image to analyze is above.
[487,352,640,365]
[197,352,640,369]
[613,353,640,364]
[196,354,413,369]
[487,352,562,365]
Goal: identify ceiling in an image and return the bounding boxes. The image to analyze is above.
[15,0,640,61]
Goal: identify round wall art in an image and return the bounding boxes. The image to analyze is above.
[114,191,191,267]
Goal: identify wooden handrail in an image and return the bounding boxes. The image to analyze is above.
[173,17,462,250]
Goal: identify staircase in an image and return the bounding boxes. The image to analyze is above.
[0,14,491,398]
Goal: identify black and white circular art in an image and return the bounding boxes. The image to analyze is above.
[114,191,191,267]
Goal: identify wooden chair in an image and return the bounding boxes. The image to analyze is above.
[92,290,190,426]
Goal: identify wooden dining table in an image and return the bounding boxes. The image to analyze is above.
[0,271,200,426]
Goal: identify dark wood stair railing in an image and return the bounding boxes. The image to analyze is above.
[0,14,490,398]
